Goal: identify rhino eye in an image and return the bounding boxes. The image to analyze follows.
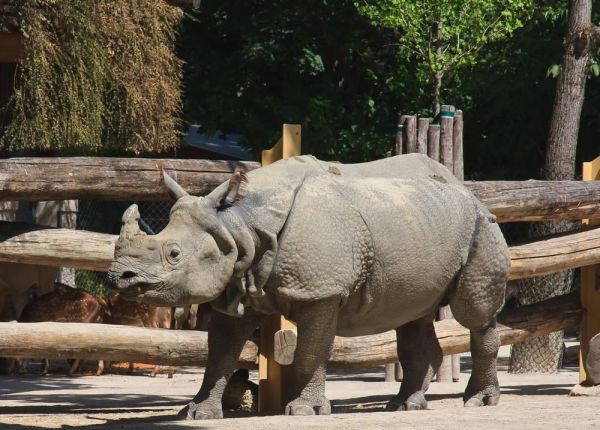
[165,244,182,264]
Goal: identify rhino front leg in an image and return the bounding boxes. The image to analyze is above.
[386,313,442,411]
[284,297,339,416]
[181,312,262,420]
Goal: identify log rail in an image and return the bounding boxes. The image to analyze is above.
[0,293,580,369]
[3,221,600,280]
[2,158,600,223]
[0,157,260,201]
[0,156,597,374]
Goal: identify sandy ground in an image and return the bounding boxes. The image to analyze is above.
[1,346,599,430]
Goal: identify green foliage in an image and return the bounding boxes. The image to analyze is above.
[179,0,417,161]
[546,63,561,78]
[178,0,600,182]
[456,4,566,179]
[356,0,535,106]
[0,0,183,154]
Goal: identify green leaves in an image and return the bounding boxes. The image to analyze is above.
[298,48,325,76]
[355,0,536,105]
[546,63,561,78]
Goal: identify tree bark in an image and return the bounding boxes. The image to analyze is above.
[433,71,443,115]
[511,0,599,374]
[432,21,444,115]
[544,1,595,181]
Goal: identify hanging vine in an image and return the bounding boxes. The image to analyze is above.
[0,0,183,154]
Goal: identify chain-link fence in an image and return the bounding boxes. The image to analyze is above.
[75,200,174,297]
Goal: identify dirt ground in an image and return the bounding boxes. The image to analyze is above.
[1,346,599,430]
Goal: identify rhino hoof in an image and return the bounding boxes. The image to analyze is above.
[179,401,223,420]
[284,397,331,416]
[385,392,427,411]
[464,393,499,407]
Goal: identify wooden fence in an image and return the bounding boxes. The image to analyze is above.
[0,120,600,411]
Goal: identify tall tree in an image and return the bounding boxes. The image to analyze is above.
[511,0,600,373]
[356,0,534,113]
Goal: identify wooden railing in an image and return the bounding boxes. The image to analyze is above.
[1,132,599,410]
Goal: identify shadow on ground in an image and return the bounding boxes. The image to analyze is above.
[0,368,579,430]
[0,416,204,430]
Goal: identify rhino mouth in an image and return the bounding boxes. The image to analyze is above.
[116,279,158,300]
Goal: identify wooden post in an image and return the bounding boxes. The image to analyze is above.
[388,112,411,381]
[259,124,301,413]
[436,306,453,382]
[427,123,441,162]
[436,104,458,382]
[452,110,464,180]
[394,114,405,155]
[450,109,463,382]
[404,116,417,154]
[580,155,600,384]
[384,363,396,382]
[416,117,429,154]
[439,105,455,172]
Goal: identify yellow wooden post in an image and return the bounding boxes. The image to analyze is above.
[580,155,600,383]
[258,124,300,413]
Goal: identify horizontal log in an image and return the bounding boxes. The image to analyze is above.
[1,158,600,223]
[466,180,600,223]
[4,221,600,280]
[0,157,260,201]
[509,227,600,280]
[0,222,115,271]
[0,294,580,369]
[328,292,581,369]
[0,322,258,368]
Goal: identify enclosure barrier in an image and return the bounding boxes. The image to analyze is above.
[0,158,260,201]
[1,120,600,412]
[4,159,600,221]
[0,292,580,368]
[4,222,600,288]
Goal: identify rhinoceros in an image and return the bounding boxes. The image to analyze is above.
[108,154,510,419]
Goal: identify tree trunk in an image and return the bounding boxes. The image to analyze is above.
[432,21,444,115]
[433,71,443,115]
[511,0,598,373]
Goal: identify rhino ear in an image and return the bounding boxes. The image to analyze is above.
[218,170,249,209]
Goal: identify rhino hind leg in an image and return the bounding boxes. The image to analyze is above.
[385,314,442,412]
[449,216,510,407]
[284,297,339,416]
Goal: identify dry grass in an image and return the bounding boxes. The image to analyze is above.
[0,0,183,154]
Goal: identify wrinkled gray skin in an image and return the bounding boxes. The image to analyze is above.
[108,154,510,419]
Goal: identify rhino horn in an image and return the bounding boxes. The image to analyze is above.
[115,204,147,253]
[163,171,189,200]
